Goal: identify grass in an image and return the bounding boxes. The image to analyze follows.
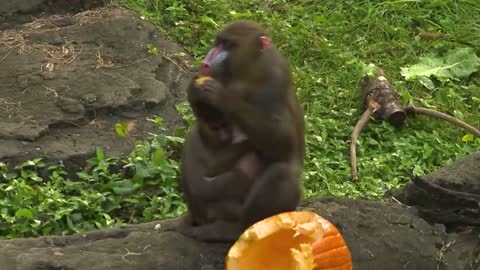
[1,0,479,238]
[118,0,480,198]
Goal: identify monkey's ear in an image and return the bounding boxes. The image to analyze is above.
[259,36,270,49]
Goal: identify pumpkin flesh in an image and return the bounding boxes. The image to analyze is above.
[226,211,328,270]
[225,211,352,270]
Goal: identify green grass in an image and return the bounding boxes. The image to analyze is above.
[118,0,480,198]
[1,0,479,239]
[0,118,187,239]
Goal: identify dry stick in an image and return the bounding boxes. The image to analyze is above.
[351,67,406,181]
[350,68,479,181]
[405,106,480,138]
[350,108,373,181]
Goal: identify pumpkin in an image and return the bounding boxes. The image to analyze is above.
[225,211,352,270]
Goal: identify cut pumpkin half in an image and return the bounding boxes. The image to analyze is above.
[225,211,352,270]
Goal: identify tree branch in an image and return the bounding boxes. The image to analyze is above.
[350,109,373,181]
[405,106,480,138]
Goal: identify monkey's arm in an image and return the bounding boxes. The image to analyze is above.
[201,79,295,162]
[183,129,252,201]
[205,141,251,177]
[225,100,293,161]
[191,169,253,202]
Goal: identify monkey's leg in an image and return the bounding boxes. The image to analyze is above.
[207,200,244,221]
[176,219,245,243]
[240,162,302,226]
[177,162,301,243]
[192,168,254,202]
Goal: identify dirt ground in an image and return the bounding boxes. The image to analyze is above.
[0,0,193,172]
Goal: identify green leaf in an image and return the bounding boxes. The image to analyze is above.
[135,164,150,179]
[462,133,474,142]
[66,216,74,230]
[146,43,158,55]
[417,76,435,90]
[361,63,377,78]
[15,209,33,219]
[112,180,139,195]
[152,148,166,167]
[400,47,480,83]
[115,122,129,138]
[453,110,464,120]
[96,146,105,161]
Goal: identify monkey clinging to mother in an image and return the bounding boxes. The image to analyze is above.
[174,19,306,242]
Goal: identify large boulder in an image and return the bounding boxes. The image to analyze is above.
[0,0,105,29]
[0,6,193,172]
[391,152,480,227]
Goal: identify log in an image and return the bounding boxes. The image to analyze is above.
[350,68,480,180]
[350,68,406,180]
[362,68,406,127]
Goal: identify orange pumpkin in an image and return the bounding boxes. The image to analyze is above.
[225,211,352,270]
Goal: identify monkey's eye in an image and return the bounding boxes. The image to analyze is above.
[222,40,236,50]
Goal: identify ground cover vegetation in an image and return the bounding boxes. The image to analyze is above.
[1,0,479,239]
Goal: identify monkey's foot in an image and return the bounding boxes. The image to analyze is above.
[176,220,244,243]
[162,215,193,232]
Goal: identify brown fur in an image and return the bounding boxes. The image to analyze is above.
[176,20,305,242]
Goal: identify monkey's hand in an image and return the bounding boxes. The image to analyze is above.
[197,78,227,108]
[195,75,213,87]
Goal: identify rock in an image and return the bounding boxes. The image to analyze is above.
[0,0,46,15]
[390,151,480,227]
[423,152,480,194]
[0,198,478,270]
[0,6,194,172]
[0,0,105,30]
[0,153,479,270]
[56,96,86,115]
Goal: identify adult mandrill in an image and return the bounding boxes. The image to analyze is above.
[176,20,305,242]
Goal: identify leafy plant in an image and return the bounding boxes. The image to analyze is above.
[400,47,480,90]
[146,43,159,55]
[0,117,186,239]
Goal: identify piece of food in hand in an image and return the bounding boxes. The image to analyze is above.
[195,75,213,86]
[225,211,352,270]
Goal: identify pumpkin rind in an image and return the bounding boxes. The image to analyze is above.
[311,216,352,270]
[225,211,352,270]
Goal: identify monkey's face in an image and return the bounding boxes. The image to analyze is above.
[191,20,272,140]
[199,42,228,77]
[199,21,271,83]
